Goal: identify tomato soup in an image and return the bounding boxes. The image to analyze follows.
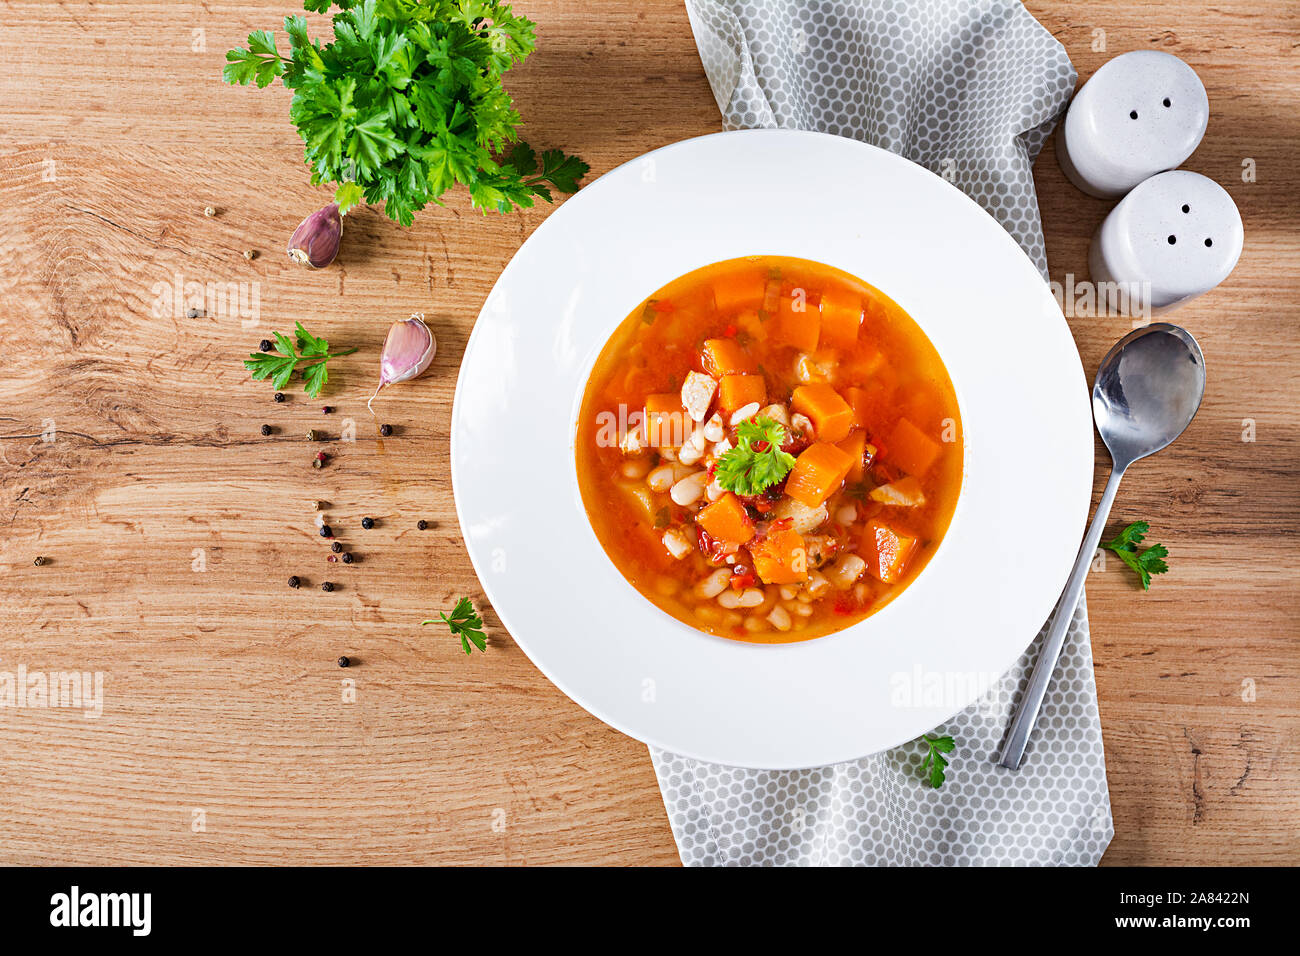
[575,256,962,643]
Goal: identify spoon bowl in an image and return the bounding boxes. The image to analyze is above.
[1093,323,1206,468]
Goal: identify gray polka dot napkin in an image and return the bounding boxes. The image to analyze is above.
[652,0,1114,866]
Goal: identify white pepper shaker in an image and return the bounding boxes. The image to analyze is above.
[1057,50,1209,199]
[1089,170,1243,314]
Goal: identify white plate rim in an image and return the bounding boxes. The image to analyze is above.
[451,129,1092,769]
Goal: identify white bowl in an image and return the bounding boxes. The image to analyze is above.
[452,130,1092,769]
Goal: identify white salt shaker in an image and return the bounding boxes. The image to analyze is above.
[1057,50,1209,199]
[1089,170,1243,313]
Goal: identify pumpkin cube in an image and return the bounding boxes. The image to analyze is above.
[718,374,767,413]
[792,384,855,443]
[711,271,766,314]
[817,289,863,349]
[771,297,820,352]
[884,417,941,476]
[784,442,854,507]
[695,492,755,545]
[701,338,757,376]
[645,393,687,447]
[860,519,918,583]
[750,527,809,584]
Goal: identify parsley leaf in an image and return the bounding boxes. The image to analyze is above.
[224,1,588,225]
[714,416,796,496]
[243,321,358,399]
[1101,520,1170,590]
[422,596,488,655]
[919,733,955,789]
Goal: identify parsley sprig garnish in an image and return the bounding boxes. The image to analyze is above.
[244,322,358,399]
[714,416,796,496]
[422,596,488,655]
[223,1,588,225]
[1101,520,1169,590]
[919,733,955,789]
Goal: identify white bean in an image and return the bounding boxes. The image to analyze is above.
[678,432,705,465]
[702,413,726,443]
[662,529,692,559]
[759,404,790,427]
[646,464,676,492]
[835,504,857,525]
[743,616,766,633]
[736,588,764,608]
[806,570,830,599]
[622,458,651,479]
[793,602,813,617]
[694,569,731,599]
[717,589,743,609]
[827,554,867,590]
[670,471,707,506]
[729,402,760,426]
[791,412,815,438]
[767,605,793,631]
[694,605,722,624]
[705,478,726,502]
[779,585,798,601]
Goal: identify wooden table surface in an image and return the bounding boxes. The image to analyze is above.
[0,1,1295,866]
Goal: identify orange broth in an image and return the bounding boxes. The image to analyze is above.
[575,256,962,643]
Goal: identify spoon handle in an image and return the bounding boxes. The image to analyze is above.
[998,464,1125,770]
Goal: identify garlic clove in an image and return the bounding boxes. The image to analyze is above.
[287,203,343,269]
[368,314,437,414]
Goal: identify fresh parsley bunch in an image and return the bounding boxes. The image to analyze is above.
[224,0,588,225]
[714,417,796,496]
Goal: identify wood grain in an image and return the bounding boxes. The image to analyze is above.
[0,1,1295,866]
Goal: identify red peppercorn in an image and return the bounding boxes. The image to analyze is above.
[316,451,327,463]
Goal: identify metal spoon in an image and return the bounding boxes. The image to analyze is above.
[998,322,1205,770]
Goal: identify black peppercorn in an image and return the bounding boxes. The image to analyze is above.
[320,525,333,538]
[322,406,332,414]
[259,339,273,352]
[341,552,353,564]
[338,656,350,668]
[416,520,428,531]
[274,392,286,403]
[288,576,300,588]
[379,424,393,437]
[33,556,45,567]
[331,541,343,553]
[260,424,272,436]
[321,581,334,592]
[361,517,374,530]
